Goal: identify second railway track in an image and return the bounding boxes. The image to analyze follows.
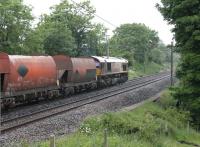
[1,72,170,134]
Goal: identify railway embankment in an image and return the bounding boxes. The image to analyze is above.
[0,73,179,146]
[36,90,200,147]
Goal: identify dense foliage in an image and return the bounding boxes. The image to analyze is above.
[0,0,171,68]
[109,23,170,66]
[25,0,106,56]
[0,0,33,54]
[157,0,200,126]
[0,0,106,56]
[0,0,172,75]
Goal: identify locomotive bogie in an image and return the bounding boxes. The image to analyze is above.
[97,73,128,87]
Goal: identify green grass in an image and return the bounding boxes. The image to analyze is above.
[128,62,170,79]
[33,91,200,147]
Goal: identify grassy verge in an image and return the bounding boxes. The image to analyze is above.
[34,91,200,147]
[128,62,170,79]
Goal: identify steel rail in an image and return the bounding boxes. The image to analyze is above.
[1,71,168,115]
[2,72,168,123]
[1,73,170,133]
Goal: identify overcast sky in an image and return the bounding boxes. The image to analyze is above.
[24,0,173,45]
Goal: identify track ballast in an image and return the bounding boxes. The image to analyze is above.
[1,72,170,134]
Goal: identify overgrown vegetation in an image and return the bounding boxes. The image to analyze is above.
[0,0,107,56]
[109,23,171,67]
[128,62,169,78]
[35,91,200,147]
[157,0,200,127]
[0,0,33,54]
[0,0,175,81]
[0,0,172,72]
[109,23,173,77]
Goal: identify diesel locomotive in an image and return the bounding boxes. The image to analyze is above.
[0,52,128,109]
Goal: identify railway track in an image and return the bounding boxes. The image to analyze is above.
[1,72,166,115]
[2,72,168,119]
[1,72,170,134]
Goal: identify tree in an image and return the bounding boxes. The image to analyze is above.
[157,0,200,127]
[0,0,33,54]
[49,0,96,55]
[43,24,76,56]
[109,23,159,65]
[25,0,106,56]
[149,41,170,64]
[81,23,107,56]
[24,17,77,55]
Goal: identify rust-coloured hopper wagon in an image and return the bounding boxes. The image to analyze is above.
[0,52,57,107]
[70,57,96,83]
[53,56,97,94]
[0,53,129,109]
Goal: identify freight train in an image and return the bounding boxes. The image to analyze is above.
[0,52,128,109]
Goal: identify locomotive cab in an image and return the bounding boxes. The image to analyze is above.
[94,59,101,76]
[92,56,128,87]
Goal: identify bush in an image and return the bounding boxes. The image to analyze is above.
[79,100,190,146]
[36,90,200,147]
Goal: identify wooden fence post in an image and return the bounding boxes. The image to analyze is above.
[50,134,56,147]
[103,128,108,147]
[165,123,168,136]
[187,121,190,133]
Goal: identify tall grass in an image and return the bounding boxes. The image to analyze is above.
[35,91,200,147]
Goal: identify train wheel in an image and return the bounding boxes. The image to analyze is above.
[1,100,5,110]
[64,88,70,96]
[70,87,75,95]
[47,91,54,99]
[74,87,80,93]
[3,98,16,109]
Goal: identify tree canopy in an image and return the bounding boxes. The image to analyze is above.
[109,23,169,66]
[0,0,171,73]
[0,0,33,54]
[24,0,106,56]
[0,0,107,56]
[157,0,200,127]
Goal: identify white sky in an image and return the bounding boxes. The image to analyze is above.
[24,0,173,45]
